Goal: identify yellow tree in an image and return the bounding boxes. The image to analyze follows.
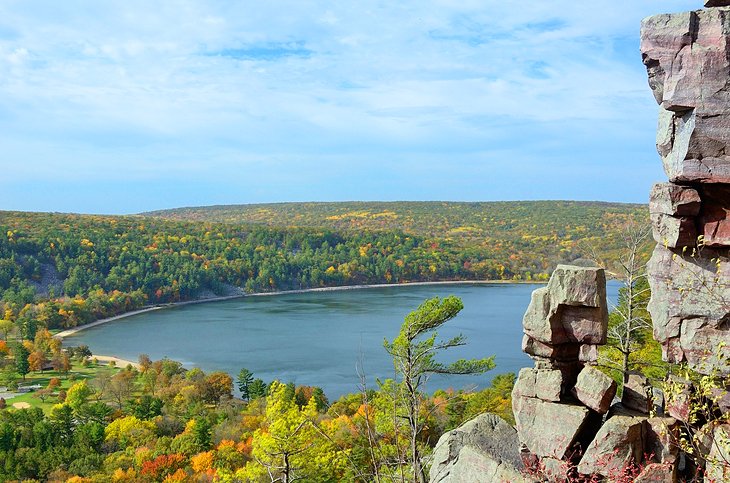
[240,380,347,482]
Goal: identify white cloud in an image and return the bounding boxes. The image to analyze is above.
[0,0,699,212]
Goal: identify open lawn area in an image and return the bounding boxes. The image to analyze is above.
[2,361,122,412]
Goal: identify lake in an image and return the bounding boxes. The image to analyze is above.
[66,282,620,399]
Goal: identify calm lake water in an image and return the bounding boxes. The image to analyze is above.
[67,282,620,399]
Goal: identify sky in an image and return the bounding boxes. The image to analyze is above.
[0,0,699,214]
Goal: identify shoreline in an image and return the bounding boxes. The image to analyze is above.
[54,279,545,339]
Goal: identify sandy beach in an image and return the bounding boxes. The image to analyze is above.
[92,355,141,370]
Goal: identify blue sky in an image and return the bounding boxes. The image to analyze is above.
[0,0,698,214]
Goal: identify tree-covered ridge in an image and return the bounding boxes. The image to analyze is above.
[145,200,647,246]
[146,201,650,277]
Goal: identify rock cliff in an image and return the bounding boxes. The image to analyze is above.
[641,4,730,376]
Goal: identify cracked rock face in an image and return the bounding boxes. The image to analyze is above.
[577,410,647,477]
[513,396,593,459]
[522,265,608,353]
[641,9,730,184]
[647,244,730,374]
[572,365,617,414]
[429,413,528,483]
[642,6,730,376]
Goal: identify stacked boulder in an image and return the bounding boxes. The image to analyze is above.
[513,266,612,475]
[641,1,730,375]
[512,266,679,481]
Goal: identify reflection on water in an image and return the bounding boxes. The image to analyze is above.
[68,282,620,398]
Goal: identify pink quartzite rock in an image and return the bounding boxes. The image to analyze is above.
[577,410,646,477]
[706,425,730,483]
[650,213,697,248]
[522,266,608,346]
[622,371,652,414]
[572,365,617,414]
[548,265,606,307]
[533,358,583,391]
[649,182,701,217]
[665,376,693,423]
[513,367,563,402]
[646,417,680,466]
[578,344,599,364]
[641,9,730,183]
[512,396,592,459]
[634,463,675,483]
[429,413,529,483]
[522,335,580,362]
[698,184,730,247]
[647,244,730,375]
[679,317,730,374]
[540,458,569,482]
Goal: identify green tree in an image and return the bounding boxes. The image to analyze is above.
[12,343,30,380]
[383,296,495,483]
[236,367,254,402]
[0,320,14,340]
[249,378,268,400]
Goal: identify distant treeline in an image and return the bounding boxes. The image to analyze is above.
[0,201,648,332]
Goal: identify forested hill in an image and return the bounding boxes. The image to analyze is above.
[145,201,647,246]
[0,201,648,332]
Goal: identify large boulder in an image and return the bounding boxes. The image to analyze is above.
[547,265,607,308]
[522,266,608,347]
[646,417,680,466]
[635,463,676,483]
[572,365,617,414]
[429,413,530,483]
[577,409,647,477]
[512,367,563,402]
[622,371,652,414]
[513,396,594,459]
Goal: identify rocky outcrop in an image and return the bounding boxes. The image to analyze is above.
[572,365,617,414]
[429,413,530,483]
[513,396,593,459]
[441,5,730,480]
[577,408,646,477]
[512,266,608,475]
[641,4,730,376]
[511,267,693,481]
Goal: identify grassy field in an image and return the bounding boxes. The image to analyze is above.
[3,361,122,412]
